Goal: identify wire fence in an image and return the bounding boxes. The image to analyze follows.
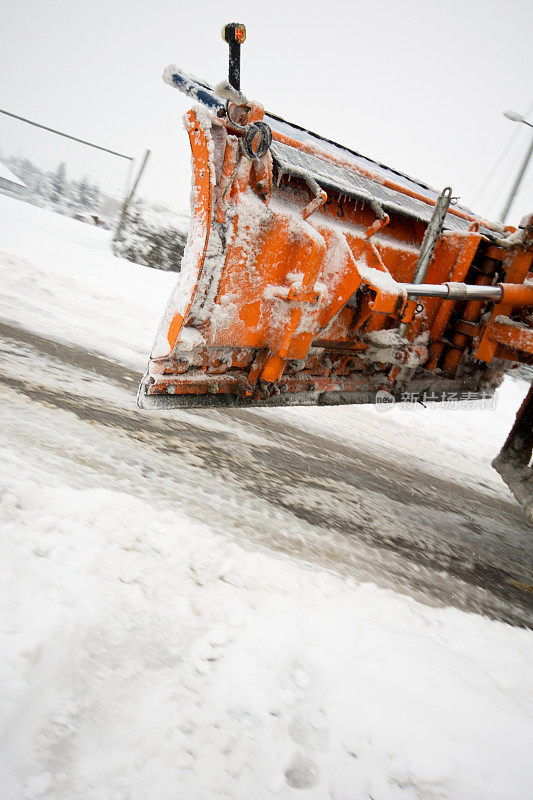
[0,108,134,223]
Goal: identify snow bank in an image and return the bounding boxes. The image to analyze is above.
[0,194,176,370]
[1,463,532,799]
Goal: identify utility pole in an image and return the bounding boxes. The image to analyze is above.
[114,148,151,240]
[499,111,533,224]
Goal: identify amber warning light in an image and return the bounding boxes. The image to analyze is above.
[222,23,246,44]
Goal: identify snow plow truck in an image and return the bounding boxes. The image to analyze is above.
[137,24,533,521]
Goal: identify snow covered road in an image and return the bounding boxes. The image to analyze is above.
[0,318,531,626]
[1,195,532,798]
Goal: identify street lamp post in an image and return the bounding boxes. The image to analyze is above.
[500,110,533,224]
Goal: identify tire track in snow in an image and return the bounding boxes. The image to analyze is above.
[1,321,531,628]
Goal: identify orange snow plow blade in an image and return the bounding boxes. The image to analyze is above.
[138,91,533,409]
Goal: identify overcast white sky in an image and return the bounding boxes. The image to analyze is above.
[2,0,532,224]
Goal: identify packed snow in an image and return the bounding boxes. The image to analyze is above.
[0,194,532,799]
[1,469,532,800]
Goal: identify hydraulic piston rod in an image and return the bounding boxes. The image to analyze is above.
[401,283,504,301]
[400,281,533,305]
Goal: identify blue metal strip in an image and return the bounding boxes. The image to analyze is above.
[166,70,224,112]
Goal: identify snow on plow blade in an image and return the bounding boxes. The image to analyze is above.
[138,65,533,413]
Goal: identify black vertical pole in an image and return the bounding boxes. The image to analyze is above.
[228,41,241,91]
[222,23,246,92]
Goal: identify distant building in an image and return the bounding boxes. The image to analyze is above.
[0,161,29,199]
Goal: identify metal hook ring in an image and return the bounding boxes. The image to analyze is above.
[240,121,272,160]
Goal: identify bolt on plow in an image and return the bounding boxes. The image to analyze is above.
[138,23,533,521]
